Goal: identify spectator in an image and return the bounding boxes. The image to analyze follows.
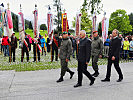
[2,36,9,56]
[28,35,32,51]
[40,36,46,56]
[129,37,133,59]
[104,36,110,58]
[123,37,130,60]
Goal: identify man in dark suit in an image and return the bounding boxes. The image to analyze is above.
[74,30,95,88]
[52,31,59,61]
[9,32,17,62]
[101,29,123,82]
[21,33,29,62]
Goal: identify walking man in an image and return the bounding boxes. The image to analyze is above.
[91,31,103,77]
[56,31,74,83]
[101,29,123,82]
[74,30,95,88]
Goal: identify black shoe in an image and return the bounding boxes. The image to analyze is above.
[74,83,82,88]
[92,72,99,77]
[70,72,74,79]
[117,78,123,82]
[101,78,110,82]
[56,77,64,83]
[90,78,95,86]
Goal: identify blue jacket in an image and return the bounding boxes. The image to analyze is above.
[104,38,110,46]
[40,38,47,47]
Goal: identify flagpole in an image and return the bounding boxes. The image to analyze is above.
[7,3,11,63]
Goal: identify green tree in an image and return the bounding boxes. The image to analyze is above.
[40,24,47,31]
[109,9,132,34]
[72,0,92,32]
[12,12,18,32]
[29,21,33,29]
[88,0,102,14]
[128,13,133,35]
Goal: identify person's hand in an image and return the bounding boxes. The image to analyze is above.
[66,59,69,62]
[99,55,102,58]
[86,62,88,65]
[112,56,115,60]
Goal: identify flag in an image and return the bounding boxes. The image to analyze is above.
[18,6,26,48]
[0,7,3,37]
[33,7,38,38]
[102,17,109,43]
[92,13,97,32]
[47,12,53,44]
[67,20,69,32]
[62,13,67,32]
[4,10,9,36]
[75,13,81,36]
[6,9,13,38]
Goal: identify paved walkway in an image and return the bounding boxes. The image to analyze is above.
[0,62,133,100]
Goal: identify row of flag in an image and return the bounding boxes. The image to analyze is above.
[0,3,110,45]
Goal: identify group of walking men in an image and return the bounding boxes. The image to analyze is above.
[56,29,123,88]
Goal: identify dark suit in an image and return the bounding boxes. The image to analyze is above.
[21,37,29,62]
[106,37,123,79]
[52,36,59,61]
[9,36,17,62]
[77,38,94,84]
[32,38,41,62]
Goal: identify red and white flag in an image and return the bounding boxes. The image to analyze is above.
[33,5,39,38]
[75,13,81,36]
[47,12,53,44]
[102,17,109,43]
[4,6,13,38]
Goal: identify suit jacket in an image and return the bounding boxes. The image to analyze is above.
[23,37,29,51]
[108,37,121,60]
[77,37,91,63]
[10,36,17,48]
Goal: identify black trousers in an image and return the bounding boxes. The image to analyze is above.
[9,47,16,62]
[21,48,29,62]
[33,48,40,61]
[52,47,58,61]
[78,61,94,84]
[106,58,123,79]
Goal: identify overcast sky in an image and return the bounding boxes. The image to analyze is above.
[1,0,133,29]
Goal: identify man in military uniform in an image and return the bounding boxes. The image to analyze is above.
[91,31,103,77]
[56,31,74,83]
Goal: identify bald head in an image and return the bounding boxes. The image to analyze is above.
[80,30,86,39]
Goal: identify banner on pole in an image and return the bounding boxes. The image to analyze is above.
[47,12,53,44]
[102,17,109,43]
[33,6,38,38]
[62,13,68,32]
[75,13,81,36]
[18,5,26,48]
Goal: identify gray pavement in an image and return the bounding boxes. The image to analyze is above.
[0,62,133,100]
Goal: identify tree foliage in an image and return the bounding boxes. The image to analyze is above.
[72,0,92,32]
[88,0,103,14]
[109,9,132,34]
[128,13,133,35]
[40,24,47,31]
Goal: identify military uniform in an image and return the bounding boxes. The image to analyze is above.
[91,36,103,77]
[57,33,74,83]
